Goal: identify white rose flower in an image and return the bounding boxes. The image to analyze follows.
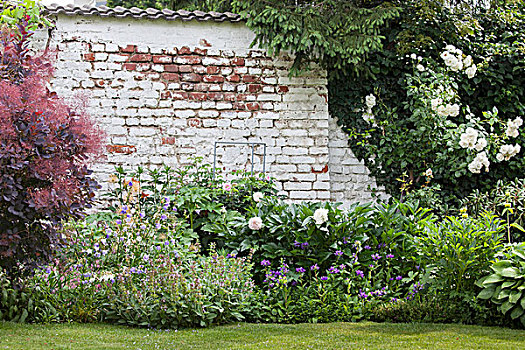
[475,138,487,152]
[425,168,433,178]
[448,104,460,117]
[362,110,375,124]
[465,65,477,79]
[436,105,448,117]
[253,192,264,202]
[464,55,473,67]
[411,53,417,60]
[469,152,490,173]
[514,117,523,127]
[416,64,425,72]
[248,217,263,230]
[468,159,482,174]
[499,144,521,160]
[506,126,519,138]
[431,98,442,111]
[496,153,504,162]
[313,208,329,225]
[449,58,463,72]
[365,94,377,108]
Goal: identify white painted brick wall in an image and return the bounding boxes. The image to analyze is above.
[31,14,383,205]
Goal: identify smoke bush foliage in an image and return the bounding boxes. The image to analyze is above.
[0,20,103,274]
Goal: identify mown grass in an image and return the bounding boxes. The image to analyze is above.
[1,321,524,349]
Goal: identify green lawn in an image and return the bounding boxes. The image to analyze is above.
[0,321,524,349]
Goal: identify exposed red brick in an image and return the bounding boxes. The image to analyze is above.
[153,55,172,64]
[223,93,236,101]
[175,56,201,65]
[194,47,208,55]
[181,73,202,82]
[207,93,224,101]
[187,118,202,128]
[189,92,207,101]
[161,73,180,81]
[236,94,247,101]
[129,54,152,62]
[203,75,224,83]
[164,65,179,73]
[226,75,241,83]
[178,65,193,73]
[83,53,95,62]
[95,80,105,87]
[120,45,136,53]
[248,84,262,93]
[319,93,328,103]
[160,91,172,99]
[178,46,192,55]
[311,165,329,174]
[172,92,188,100]
[246,102,260,111]
[199,39,212,47]
[107,145,136,154]
[206,66,220,74]
[233,102,246,110]
[162,137,176,145]
[231,57,245,66]
[277,85,289,93]
[242,75,259,83]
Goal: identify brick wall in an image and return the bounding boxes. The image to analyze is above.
[38,14,384,204]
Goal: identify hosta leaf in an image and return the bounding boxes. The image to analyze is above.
[501,267,520,278]
[491,260,513,274]
[500,301,513,315]
[509,291,522,304]
[483,274,504,284]
[497,289,511,300]
[510,305,524,320]
[501,281,516,289]
[478,287,496,300]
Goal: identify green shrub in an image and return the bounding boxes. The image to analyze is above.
[416,213,505,295]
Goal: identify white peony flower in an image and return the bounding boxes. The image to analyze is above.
[313,208,329,225]
[449,57,463,72]
[465,65,477,79]
[475,138,487,152]
[416,64,425,72]
[253,192,264,202]
[248,217,263,230]
[365,94,377,108]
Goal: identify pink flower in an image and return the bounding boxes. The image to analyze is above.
[222,182,232,191]
[248,217,263,230]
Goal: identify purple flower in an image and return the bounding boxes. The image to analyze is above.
[105,228,112,234]
[358,290,368,299]
[396,275,403,280]
[310,264,319,271]
[301,242,309,249]
[335,250,343,256]
[296,267,306,273]
[140,224,146,230]
[45,267,52,274]
[116,219,122,225]
[139,212,145,218]
[156,223,161,229]
[364,245,371,250]
[172,207,178,213]
[371,253,381,261]
[356,270,364,278]
[128,181,133,187]
[161,214,167,221]
[386,254,394,258]
[328,266,340,274]
[293,241,301,248]
[261,260,271,267]
[320,276,328,281]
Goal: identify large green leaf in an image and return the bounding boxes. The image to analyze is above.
[483,274,504,285]
[477,287,496,300]
[509,291,522,304]
[510,305,524,320]
[501,267,520,278]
